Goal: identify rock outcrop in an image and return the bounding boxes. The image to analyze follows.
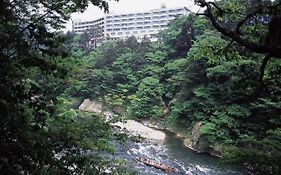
[78,99,114,121]
[79,99,103,113]
[190,121,209,153]
[184,121,222,157]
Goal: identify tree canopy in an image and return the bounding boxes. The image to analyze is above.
[0,0,127,174]
[195,0,281,82]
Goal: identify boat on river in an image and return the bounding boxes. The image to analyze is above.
[136,157,176,173]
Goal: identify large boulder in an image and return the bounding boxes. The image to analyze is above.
[79,99,103,113]
[79,99,115,121]
[190,121,210,153]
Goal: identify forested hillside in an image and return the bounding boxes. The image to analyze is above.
[70,1,281,174]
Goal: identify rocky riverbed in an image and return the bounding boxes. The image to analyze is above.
[78,99,248,175]
[110,120,247,175]
[113,129,248,175]
[112,120,166,144]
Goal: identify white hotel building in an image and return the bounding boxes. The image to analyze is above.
[72,5,190,43]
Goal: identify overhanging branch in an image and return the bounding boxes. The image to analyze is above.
[259,54,271,83]
[197,0,281,58]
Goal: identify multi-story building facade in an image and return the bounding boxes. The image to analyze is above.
[73,5,190,44]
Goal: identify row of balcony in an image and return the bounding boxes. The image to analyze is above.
[105,13,182,23]
[106,8,185,19]
[109,29,161,36]
[106,24,167,32]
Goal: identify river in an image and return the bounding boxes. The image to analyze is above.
[114,129,249,175]
[76,100,248,174]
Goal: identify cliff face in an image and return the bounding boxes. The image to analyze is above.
[190,122,209,152]
[183,121,222,157]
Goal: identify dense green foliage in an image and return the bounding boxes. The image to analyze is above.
[75,1,281,174]
[73,16,195,119]
[0,0,132,174]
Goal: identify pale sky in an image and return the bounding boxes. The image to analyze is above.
[64,0,199,31]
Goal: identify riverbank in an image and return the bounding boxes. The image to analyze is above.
[78,99,222,157]
[78,99,166,144]
[77,99,247,174]
[141,119,223,158]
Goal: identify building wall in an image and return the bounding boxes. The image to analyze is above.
[73,6,189,43]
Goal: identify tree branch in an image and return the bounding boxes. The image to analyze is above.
[259,54,271,83]
[235,10,261,33]
[0,10,52,52]
[215,39,235,55]
[197,0,281,58]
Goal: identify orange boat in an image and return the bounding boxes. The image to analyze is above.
[136,157,176,173]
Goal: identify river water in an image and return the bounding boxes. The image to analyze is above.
[114,130,249,175]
